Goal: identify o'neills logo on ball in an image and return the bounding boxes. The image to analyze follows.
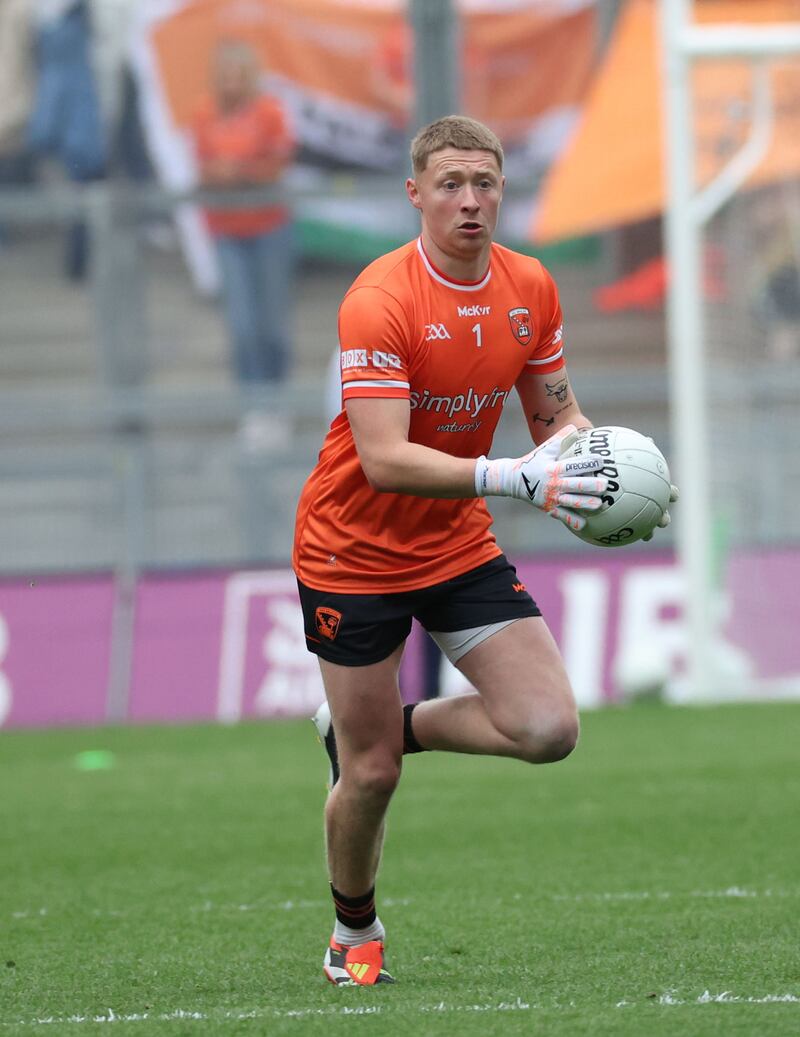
[315,606,342,641]
[508,307,533,345]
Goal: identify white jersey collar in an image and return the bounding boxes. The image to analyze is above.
[416,238,492,292]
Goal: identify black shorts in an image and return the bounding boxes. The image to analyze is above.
[296,554,541,667]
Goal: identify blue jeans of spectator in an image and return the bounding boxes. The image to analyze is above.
[214,222,294,384]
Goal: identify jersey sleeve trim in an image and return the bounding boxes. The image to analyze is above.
[342,379,410,400]
[526,346,563,367]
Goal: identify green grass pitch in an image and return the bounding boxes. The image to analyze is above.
[1,701,798,1035]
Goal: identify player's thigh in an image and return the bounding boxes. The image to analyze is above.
[297,577,411,760]
[319,644,405,763]
[456,616,577,737]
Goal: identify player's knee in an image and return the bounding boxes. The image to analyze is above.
[539,714,579,762]
[517,708,579,764]
[345,753,402,802]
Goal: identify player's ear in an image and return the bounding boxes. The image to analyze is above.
[406,177,422,211]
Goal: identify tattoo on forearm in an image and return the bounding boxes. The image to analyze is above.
[532,412,555,427]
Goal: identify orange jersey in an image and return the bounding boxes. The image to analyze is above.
[293,238,566,593]
[192,95,293,237]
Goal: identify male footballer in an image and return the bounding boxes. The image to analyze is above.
[293,115,671,985]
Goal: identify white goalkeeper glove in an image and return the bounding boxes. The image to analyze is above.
[642,483,680,541]
[474,424,609,532]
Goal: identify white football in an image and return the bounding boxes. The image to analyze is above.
[561,426,672,547]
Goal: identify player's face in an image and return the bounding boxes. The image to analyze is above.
[214,54,258,109]
[406,148,504,273]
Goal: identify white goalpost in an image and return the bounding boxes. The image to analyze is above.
[660,0,800,701]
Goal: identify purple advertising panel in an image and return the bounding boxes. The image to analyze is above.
[1,550,799,730]
[127,569,326,725]
[0,576,115,729]
[726,551,800,679]
[126,572,229,724]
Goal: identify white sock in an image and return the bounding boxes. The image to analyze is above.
[333,915,385,947]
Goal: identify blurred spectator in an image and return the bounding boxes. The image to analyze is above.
[27,0,107,279]
[0,0,36,245]
[192,39,296,452]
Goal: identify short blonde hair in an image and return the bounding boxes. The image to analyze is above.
[410,115,504,175]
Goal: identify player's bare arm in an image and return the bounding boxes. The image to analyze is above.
[346,396,477,498]
[346,394,607,532]
[515,366,593,445]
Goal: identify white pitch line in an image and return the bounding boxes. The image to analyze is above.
[5,1007,376,1027]
[6,1002,530,1027]
[8,896,415,923]
[550,887,796,903]
[12,889,796,922]
[654,991,800,1006]
[698,991,800,1005]
[7,992,800,1028]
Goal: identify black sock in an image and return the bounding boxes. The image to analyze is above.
[403,702,427,754]
[330,884,376,929]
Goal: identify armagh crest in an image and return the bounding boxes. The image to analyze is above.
[508,307,533,345]
[315,607,342,641]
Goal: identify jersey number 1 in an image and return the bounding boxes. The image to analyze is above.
[472,323,483,348]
